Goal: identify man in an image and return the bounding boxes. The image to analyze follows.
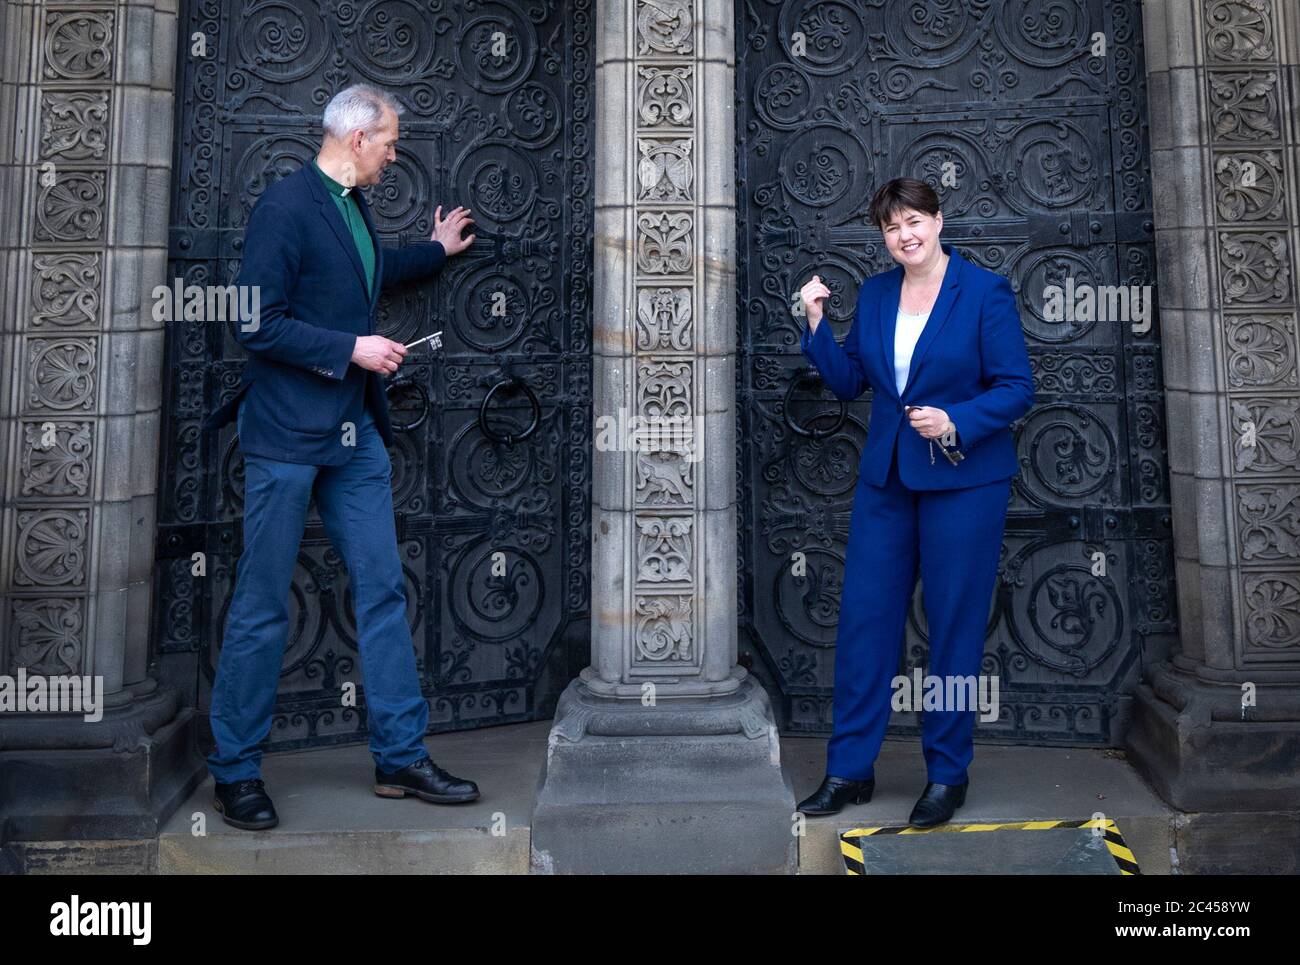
[200,84,477,830]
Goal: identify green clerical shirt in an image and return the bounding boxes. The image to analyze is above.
[312,159,376,298]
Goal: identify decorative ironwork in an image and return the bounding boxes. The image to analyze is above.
[157,0,594,752]
[735,0,1175,744]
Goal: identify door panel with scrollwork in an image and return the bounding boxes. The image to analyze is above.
[155,0,593,751]
[736,0,1176,744]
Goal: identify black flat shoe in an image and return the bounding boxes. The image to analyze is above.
[213,778,279,830]
[908,780,968,828]
[796,774,874,815]
[374,756,480,804]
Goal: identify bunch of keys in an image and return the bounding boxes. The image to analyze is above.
[404,330,443,352]
[905,405,965,466]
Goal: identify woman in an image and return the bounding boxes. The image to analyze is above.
[794,177,1034,827]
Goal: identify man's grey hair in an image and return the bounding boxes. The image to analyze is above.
[322,83,403,139]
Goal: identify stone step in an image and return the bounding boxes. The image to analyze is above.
[838,819,1141,875]
[157,723,551,874]
[153,722,1176,874]
[789,741,1175,875]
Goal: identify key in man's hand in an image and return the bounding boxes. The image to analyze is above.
[404,331,442,351]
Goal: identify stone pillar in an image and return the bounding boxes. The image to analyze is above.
[1130,0,1300,815]
[0,0,204,858]
[530,0,797,873]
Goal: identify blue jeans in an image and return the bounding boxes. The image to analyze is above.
[208,402,429,783]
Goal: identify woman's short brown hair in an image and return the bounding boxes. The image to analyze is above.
[868,177,941,229]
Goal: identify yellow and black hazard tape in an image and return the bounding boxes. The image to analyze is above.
[839,817,1141,875]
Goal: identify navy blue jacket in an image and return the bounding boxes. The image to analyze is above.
[202,163,446,464]
[800,245,1035,490]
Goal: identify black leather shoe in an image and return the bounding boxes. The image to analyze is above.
[213,778,278,830]
[796,774,874,815]
[908,781,968,828]
[374,756,479,804]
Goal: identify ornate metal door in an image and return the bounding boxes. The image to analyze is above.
[735,0,1176,744]
[155,0,593,751]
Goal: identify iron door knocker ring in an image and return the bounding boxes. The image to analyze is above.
[784,368,847,439]
[479,376,541,445]
[384,372,432,432]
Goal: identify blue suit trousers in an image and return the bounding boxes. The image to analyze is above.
[827,435,1011,786]
[207,403,429,783]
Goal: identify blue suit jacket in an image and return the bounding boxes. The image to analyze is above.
[202,164,447,465]
[800,245,1035,490]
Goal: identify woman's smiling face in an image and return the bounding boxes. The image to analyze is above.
[880,206,943,269]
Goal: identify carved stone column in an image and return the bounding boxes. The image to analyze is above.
[1129,0,1300,822]
[0,0,205,859]
[531,0,797,873]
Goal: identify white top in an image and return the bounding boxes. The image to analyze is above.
[894,307,931,397]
